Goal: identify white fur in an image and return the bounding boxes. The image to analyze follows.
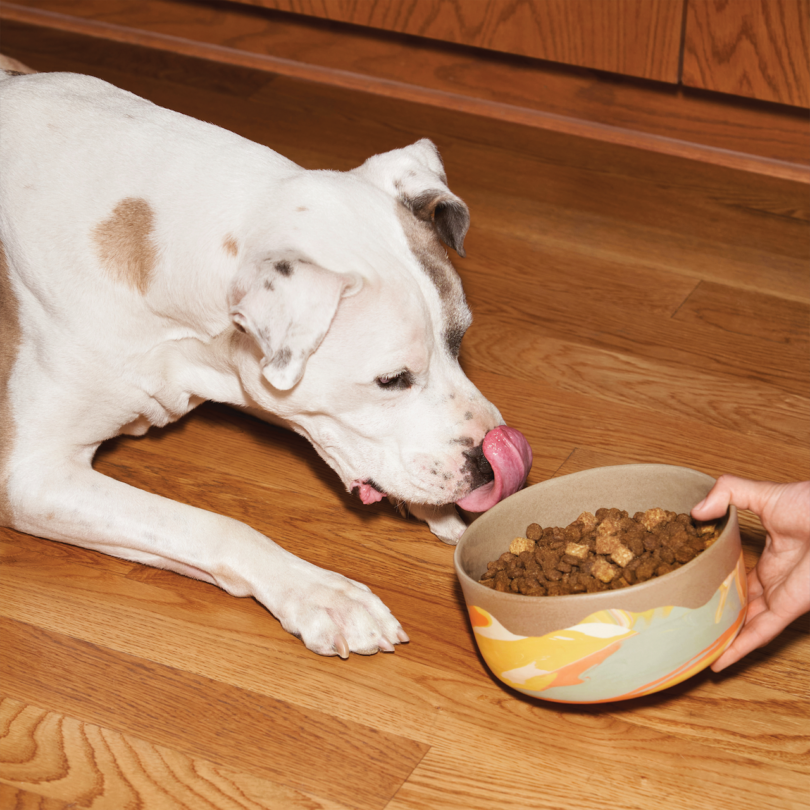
[0,71,504,656]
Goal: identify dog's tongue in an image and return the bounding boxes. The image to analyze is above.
[351,479,386,505]
[456,426,533,513]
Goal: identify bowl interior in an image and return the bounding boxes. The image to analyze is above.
[455,464,739,637]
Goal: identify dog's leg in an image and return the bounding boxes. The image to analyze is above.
[8,455,407,657]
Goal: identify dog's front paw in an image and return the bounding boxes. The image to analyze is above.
[274,566,408,658]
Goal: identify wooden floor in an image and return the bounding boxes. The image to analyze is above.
[1,30,809,810]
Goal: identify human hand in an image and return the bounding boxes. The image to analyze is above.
[691,475,810,672]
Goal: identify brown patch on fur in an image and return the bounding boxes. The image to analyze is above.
[223,234,239,257]
[0,239,21,524]
[396,203,471,357]
[92,198,157,294]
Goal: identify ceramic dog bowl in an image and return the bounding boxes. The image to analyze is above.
[454,464,747,703]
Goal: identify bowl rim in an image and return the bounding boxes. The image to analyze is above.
[454,463,740,617]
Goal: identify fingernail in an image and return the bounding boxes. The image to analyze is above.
[692,497,707,512]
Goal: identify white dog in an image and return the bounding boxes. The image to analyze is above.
[0,69,532,657]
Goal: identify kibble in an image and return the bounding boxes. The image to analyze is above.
[478,507,723,596]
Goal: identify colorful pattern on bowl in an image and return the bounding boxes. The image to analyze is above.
[470,552,747,703]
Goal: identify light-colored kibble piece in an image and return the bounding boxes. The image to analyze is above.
[575,511,598,532]
[591,558,617,583]
[595,534,621,555]
[610,544,635,568]
[596,516,622,537]
[641,507,668,531]
[509,536,536,555]
[565,542,590,560]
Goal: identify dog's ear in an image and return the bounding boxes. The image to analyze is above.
[354,138,470,257]
[229,256,360,391]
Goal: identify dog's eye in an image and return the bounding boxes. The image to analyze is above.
[376,371,413,390]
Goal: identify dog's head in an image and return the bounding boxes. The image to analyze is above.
[229,140,531,535]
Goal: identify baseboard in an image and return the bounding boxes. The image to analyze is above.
[2,0,808,183]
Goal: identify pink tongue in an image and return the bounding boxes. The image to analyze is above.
[455,426,533,513]
[351,479,385,505]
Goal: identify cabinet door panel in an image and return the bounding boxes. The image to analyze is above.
[243,0,685,83]
[683,0,810,107]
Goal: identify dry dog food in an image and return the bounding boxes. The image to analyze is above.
[478,507,722,596]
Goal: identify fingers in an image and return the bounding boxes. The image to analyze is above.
[711,643,745,672]
[711,606,795,672]
[691,474,774,522]
[746,567,764,605]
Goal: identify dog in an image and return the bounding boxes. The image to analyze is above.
[0,68,532,657]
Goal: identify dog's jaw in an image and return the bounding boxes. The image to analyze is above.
[406,502,467,545]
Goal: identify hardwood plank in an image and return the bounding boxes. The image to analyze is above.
[461,180,809,296]
[0,694,350,810]
[0,619,428,810]
[2,4,809,174]
[0,783,72,810]
[607,674,810,771]
[683,0,810,107]
[474,335,809,448]
[389,698,810,810]
[459,254,810,399]
[673,280,810,347]
[473,371,809,483]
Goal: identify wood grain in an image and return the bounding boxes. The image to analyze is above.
[2,2,808,174]
[0,620,428,810]
[0,783,73,810]
[0,30,807,810]
[0,695,351,810]
[245,0,685,82]
[683,0,810,107]
[673,280,810,346]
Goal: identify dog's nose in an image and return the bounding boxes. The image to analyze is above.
[463,441,495,489]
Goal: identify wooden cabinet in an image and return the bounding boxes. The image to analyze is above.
[244,0,685,83]
[683,0,810,107]
[245,0,810,106]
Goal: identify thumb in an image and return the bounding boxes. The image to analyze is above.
[692,474,770,521]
